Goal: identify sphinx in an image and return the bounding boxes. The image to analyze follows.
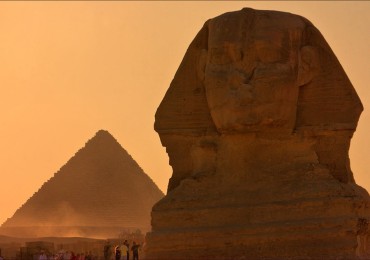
[146,8,370,259]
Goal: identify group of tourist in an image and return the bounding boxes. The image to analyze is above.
[0,241,142,260]
[104,240,140,260]
[37,250,96,260]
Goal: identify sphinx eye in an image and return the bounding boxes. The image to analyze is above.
[209,48,229,65]
[257,47,282,63]
[209,46,243,65]
[254,38,285,63]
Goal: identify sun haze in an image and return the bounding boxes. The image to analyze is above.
[0,1,369,226]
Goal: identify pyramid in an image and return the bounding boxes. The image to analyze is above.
[0,130,164,238]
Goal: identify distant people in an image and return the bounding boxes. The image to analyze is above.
[104,241,113,260]
[39,251,48,260]
[119,242,127,260]
[115,246,121,260]
[85,252,92,260]
[49,254,58,260]
[63,251,72,260]
[123,240,129,260]
[70,252,77,260]
[118,241,124,260]
[131,242,140,260]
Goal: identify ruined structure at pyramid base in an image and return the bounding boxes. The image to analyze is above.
[0,130,164,238]
[145,8,370,260]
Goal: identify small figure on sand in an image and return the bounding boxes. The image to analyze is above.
[123,240,130,260]
[38,251,47,260]
[104,240,113,260]
[131,242,140,260]
[115,245,121,260]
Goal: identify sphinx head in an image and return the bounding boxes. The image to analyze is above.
[155,8,363,190]
[199,8,362,134]
[156,8,362,135]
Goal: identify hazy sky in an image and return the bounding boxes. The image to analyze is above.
[0,1,369,226]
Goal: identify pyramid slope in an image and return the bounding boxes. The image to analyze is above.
[1,130,164,235]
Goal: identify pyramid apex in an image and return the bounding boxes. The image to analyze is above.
[95,129,112,137]
[91,129,117,142]
[81,129,122,152]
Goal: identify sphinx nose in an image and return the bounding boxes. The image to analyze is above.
[229,68,255,89]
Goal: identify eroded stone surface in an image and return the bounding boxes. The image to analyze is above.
[147,8,370,259]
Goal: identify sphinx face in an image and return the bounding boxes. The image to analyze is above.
[204,12,304,134]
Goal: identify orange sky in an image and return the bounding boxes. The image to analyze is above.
[0,1,369,226]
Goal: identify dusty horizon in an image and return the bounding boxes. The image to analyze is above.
[1,1,369,226]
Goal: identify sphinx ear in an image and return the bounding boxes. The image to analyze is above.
[197,49,208,81]
[297,46,320,86]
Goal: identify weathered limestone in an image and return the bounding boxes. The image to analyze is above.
[146,8,370,259]
[0,130,164,238]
